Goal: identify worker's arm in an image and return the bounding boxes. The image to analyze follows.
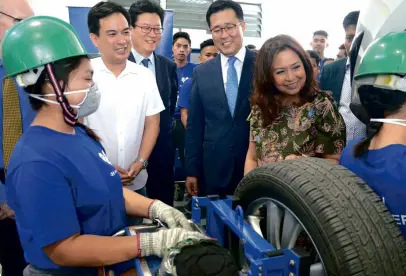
[44,188,154,266]
[122,187,153,218]
[180,108,188,128]
[44,234,139,267]
[244,141,258,175]
[178,79,193,128]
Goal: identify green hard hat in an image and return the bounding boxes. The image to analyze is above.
[1,16,89,77]
[355,32,406,80]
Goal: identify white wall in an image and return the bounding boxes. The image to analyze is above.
[260,0,370,58]
[29,0,103,22]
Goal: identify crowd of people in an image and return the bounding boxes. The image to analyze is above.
[0,0,405,275]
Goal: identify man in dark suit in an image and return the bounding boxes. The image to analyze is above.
[320,11,366,143]
[128,0,178,206]
[319,55,347,104]
[185,0,255,196]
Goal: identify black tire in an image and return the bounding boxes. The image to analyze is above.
[235,158,406,276]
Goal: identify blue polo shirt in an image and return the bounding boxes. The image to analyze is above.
[6,126,128,272]
[178,78,193,110]
[340,138,406,238]
[174,63,196,119]
[0,59,36,203]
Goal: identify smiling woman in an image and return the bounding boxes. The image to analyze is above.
[244,34,347,175]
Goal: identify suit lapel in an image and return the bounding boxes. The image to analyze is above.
[153,54,165,99]
[234,49,254,120]
[128,52,136,63]
[334,58,347,103]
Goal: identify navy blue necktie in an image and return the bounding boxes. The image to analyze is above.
[226,56,238,116]
[141,58,149,68]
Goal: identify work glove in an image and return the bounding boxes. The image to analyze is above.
[138,228,208,257]
[149,200,192,230]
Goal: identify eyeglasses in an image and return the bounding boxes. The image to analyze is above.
[210,22,242,37]
[0,11,23,23]
[135,25,164,34]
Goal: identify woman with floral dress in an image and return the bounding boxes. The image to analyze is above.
[244,35,346,175]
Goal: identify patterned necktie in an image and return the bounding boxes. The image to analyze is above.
[2,77,22,169]
[225,56,238,116]
[141,58,149,68]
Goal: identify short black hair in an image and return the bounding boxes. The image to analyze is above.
[306,50,321,66]
[88,2,131,36]
[206,0,244,28]
[173,32,191,46]
[200,39,215,51]
[247,44,256,50]
[129,0,165,28]
[343,11,360,30]
[313,30,328,38]
[339,44,346,50]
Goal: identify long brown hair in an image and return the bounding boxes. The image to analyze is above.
[251,34,320,127]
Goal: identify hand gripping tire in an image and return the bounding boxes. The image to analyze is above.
[235,158,406,276]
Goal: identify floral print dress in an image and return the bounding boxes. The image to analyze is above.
[249,92,346,166]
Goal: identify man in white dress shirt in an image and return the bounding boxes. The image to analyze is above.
[85,2,164,224]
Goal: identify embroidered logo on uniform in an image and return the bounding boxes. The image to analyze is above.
[99,151,117,176]
[99,151,112,165]
[181,77,189,84]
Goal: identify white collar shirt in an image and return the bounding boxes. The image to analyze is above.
[84,57,165,190]
[220,46,246,91]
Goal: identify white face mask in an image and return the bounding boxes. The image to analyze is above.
[370,118,406,128]
[29,84,101,118]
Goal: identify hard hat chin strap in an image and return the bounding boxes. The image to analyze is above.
[45,64,78,126]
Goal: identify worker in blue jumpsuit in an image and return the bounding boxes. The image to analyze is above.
[2,16,206,276]
[340,32,406,239]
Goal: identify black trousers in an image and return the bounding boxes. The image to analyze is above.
[146,136,175,206]
[172,119,185,168]
[0,218,27,276]
[200,165,243,197]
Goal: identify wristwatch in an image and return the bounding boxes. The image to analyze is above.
[135,157,148,170]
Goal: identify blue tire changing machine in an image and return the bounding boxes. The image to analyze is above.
[124,196,312,276]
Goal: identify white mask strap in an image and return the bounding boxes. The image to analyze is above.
[371,118,406,127]
[29,88,89,109]
[28,94,60,106]
[41,89,89,97]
